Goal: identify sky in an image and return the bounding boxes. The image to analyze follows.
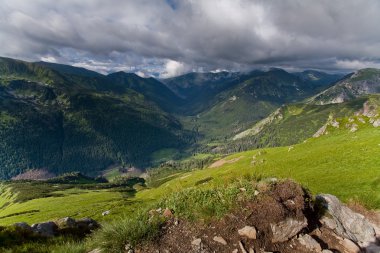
[1,0,380,78]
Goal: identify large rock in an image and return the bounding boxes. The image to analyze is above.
[76,218,99,233]
[13,222,33,232]
[297,234,322,252]
[55,217,77,229]
[270,217,308,243]
[316,194,376,246]
[31,221,58,237]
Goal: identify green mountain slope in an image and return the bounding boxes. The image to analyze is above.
[1,112,379,226]
[309,68,380,105]
[228,94,379,153]
[181,69,342,142]
[0,57,191,179]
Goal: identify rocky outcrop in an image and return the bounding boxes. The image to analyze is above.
[316,194,376,247]
[136,180,380,253]
[11,217,99,239]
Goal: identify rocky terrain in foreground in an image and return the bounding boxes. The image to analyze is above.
[135,181,380,253]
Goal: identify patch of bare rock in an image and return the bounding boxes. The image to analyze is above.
[135,180,380,253]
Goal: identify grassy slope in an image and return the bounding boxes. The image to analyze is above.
[1,120,379,226]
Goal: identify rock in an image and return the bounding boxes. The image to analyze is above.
[55,217,77,229]
[254,190,259,196]
[373,119,380,127]
[76,218,99,232]
[192,238,202,246]
[88,249,102,253]
[31,221,58,237]
[213,236,227,245]
[270,217,307,243]
[238,241,247,253]
[321,250,333,253]
[163,208,173,218]
[102,210,110,216]
[232,250,238,253]
[340,238,361,253]
[249,248,255,253]
[13,222,33,232]
[238,226,257,239]
[365,244,380,253]
[239,187,247,192]
[316,194,376,246]
[297,234,322,252]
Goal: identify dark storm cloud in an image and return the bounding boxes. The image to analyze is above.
[1,0,380,77]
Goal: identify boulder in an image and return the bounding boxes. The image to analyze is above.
[297,234,322,252]
[316,194,376,246]
[31,221,58,237]
[76,218,99,233]
[270,217,307,243]
[13,222,33,232]
[55,217,77,229]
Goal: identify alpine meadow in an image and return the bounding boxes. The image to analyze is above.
[1,1,380,253]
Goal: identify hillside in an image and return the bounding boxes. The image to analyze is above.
[227,95,378,153]
[179,69,343,142]
[1,114,379,252]
[309,68,380,105]
[0,57,191,179]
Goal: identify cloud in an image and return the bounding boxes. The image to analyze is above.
[160,60,190,78]
[0,0,380,76]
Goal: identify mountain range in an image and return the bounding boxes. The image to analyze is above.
[1,56,380,179]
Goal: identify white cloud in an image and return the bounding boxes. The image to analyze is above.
[160,60,190,78]
[40,56,57,63]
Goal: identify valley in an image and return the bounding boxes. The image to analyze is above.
[0,57,380,253]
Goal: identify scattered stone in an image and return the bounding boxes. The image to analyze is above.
[213,236,227,245]
[249,248,255,253]
[238,241,247,253]
[373,119,380,127]
[232,249,238,253]
[297,234,322,252]
[125,243,134,253]
[239,187,247,192]
[253,190,259,196]
[316,194,376,246]
[270,217,307,243]
[191,238,202,246]
[321,250,333,253]
[102,210,110,216]
[238,226,257,239]
[31,221,58,237]
[88,249,102,253]
[163,208,173,218]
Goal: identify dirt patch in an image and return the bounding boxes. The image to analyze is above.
[136,180,318,253]
[209,156,244,168]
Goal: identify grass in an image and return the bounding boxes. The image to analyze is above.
[0,115,379,234]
